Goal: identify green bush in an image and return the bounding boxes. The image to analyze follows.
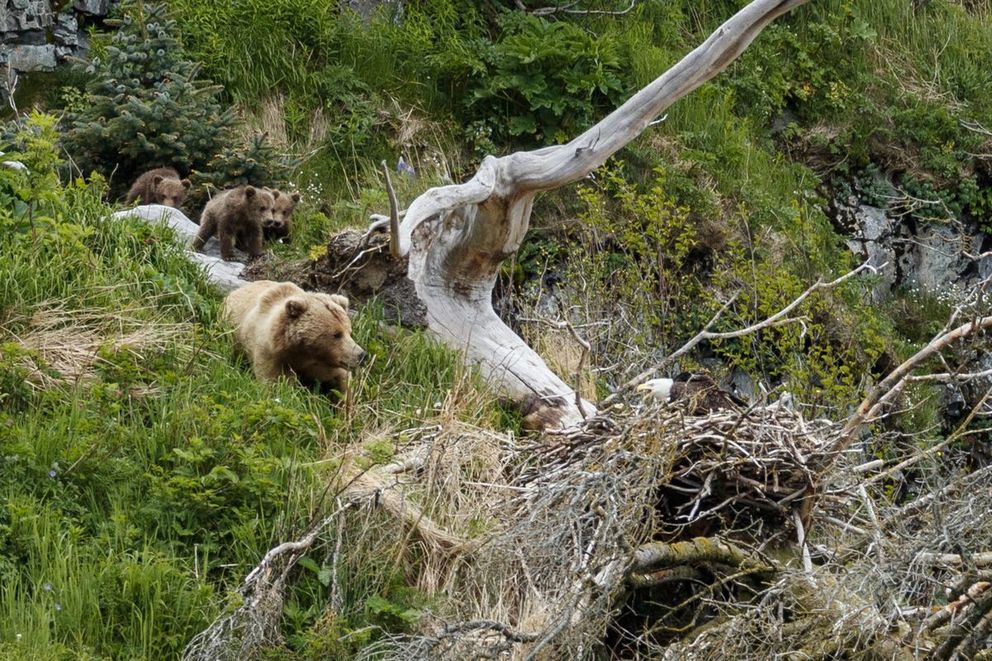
[466,13,626,145]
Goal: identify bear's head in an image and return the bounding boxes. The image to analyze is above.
[281,292,367,370]
[244,186,278,229]
[153,174,191,208]
[264,188,301,236]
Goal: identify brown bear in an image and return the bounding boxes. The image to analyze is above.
[262,187,301,243]
[125,167,191,208]
[193,186,277,261]
[222,280,367,398]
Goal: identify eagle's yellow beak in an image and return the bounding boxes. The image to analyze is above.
[635,383,650,392]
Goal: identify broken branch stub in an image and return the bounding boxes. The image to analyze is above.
[378,0,811,430]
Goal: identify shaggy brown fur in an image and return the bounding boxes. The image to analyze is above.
[124,167,191,208]
[263,188,301,243]
[193,186,276,261]
[222,280,366,397]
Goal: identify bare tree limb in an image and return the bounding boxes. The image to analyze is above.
[370,0,812,429]
[604,260,878,405]
[381,160,401,259]
[915,552,992,569]
[827,315,992,461]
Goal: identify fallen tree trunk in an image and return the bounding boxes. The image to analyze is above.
[373,0,811,429]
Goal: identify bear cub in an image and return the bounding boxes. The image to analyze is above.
[125,167,191,208]
[193,186,278,261]
[263,187,301,243]
[222,280,367,398]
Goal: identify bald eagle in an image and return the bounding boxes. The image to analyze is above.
[636,372,744,414]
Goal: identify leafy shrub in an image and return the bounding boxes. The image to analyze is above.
[728,2,874,123]
[467,13,626,145]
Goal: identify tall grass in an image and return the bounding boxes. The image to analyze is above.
[1,117,501,658]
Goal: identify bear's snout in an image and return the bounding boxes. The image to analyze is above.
[357,350,369,365]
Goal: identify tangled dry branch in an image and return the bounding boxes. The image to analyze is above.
[184,357,992,658]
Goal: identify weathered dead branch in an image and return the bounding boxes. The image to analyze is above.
[368,0,812,429]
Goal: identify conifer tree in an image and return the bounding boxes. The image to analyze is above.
[63,1,234,193]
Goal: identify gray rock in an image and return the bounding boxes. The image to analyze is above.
[727,368,758,404]
[8,44,56,71]
[11,0,51,31]
[54,12,79,46]
[73,0,109,16]
[843,204,896,301]
[10,29,47,45]
[112,205,250,291]
[900,223,969,292]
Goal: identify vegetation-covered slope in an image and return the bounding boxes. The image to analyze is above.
[1,0,990,658]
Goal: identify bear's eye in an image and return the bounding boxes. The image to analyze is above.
[333,331,343,340]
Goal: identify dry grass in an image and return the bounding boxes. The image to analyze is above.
[531,329,598,401]
[0,300,196,390]
[235,94,330,158]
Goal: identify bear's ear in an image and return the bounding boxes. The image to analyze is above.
[329,294,349,311]
[285,297,308,318]
[245,186,257,198]
[181,178,191,188]
[152,175,164,186]
[291,192,301,203]
[271,190,281,199]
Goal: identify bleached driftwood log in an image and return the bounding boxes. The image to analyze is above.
[112,204,249,291]
[373,0,811,429]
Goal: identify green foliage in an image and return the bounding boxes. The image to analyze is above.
[62,1,235,194]
[466,13,625,144]
[728,1,874,123]
[570,163,708,343]
[1,112,64,237]
[0,118,302,656]
[1,112,497,657]
[195,132,298,191]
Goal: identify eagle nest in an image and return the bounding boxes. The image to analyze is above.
[530,402,835,543]
[185,401,992,661]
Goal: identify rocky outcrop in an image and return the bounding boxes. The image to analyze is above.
[830,177,991,302]
[1,0,113,99]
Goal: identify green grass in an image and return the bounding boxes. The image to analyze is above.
[1,115,500,658]
[5,0,991,656]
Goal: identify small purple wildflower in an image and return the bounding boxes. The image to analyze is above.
[48,469,57,479]
[42,582,53,592]
[396,156,416,178]
[54,602,62,612]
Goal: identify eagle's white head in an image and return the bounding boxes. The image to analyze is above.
[636,377,675,402]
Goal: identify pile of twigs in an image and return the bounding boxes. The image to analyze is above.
[530,402,835,541]
[184,398,992,660]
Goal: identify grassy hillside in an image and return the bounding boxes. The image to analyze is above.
[2,0,990,658]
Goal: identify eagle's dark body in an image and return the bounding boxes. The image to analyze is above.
[637,372,745,414]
